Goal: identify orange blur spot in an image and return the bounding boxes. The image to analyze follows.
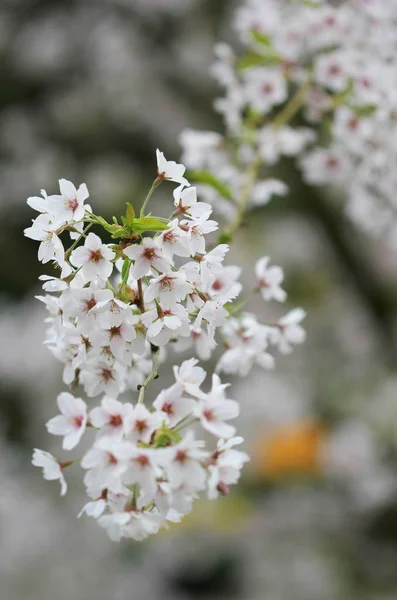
[250,419,328,480]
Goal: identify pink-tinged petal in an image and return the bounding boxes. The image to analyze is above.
[103,397,124,413]
[189,202,212,219]
[24,225,45,241]
[163,315,181,330]
[147,318,164,338]
[131,257,150,279]
[90,407,109,428]
[76,183,89,202]
[64,426,85,450]
[152,256,170,273]
[123,245,140,260]
[46,415,69,436]
[121,324,137,342]
[102,246,116,261]
[96,260,114,280]
[27,196,48,212]
[60,261,73,278]
[38,238,55,263]
[141,309,157,327]
[73,396,88,416]
[156,149,167,174]
[204,420,236,439]
[57,392,78,417]
[85,232,103,251]
[96,289,114,304]
[110,335,126,360]
[144,285,157,303]
[59,179,77,198]
[70,246,89,267]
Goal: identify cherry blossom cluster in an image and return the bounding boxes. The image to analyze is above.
[180,0,397,244]
[25,149,305,541]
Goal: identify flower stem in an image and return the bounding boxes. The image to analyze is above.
[137,278,145,313]
[271,77,311,130]
[140,180,161,217]
[137,344,160,404]
[219,152,261,243]
[218,79,311,245]
[65,223,93,260]
[172,412,195,432]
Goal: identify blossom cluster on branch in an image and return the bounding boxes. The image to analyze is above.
[26,146,305,541]
[180,0,397,244]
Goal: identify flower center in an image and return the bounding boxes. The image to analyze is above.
[262,83,274,95]
[72,415,84,428]
[84,297,96,312]
[160,276,174,291]
[109,326,121,339]
[163,230,177,243]
[134,419,148,434]
[326,156,340,170]
[161,402,175,415]
[67,198,79,213]
[136,454,150,467]
[89,249,103,263]
[109,414,123,427]
[108,452,118,465]
[347,117,359,130]
[212,279,223,291]
[143,247,156,260]
[203,409,215,422]
[175,449,188,463]
[100,368,114,383]
[328,63,341,77]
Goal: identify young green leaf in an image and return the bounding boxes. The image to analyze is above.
[130,217,169,232]
[186,170,234,201]
[125,202,135,224]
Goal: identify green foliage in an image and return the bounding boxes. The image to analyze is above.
[153,426,182,448]
[186,170,234,201]
[129,216,169,232]
[349,104,377,117]
[93,210,169,240]
[237,51,281,69]
[251,31,273,46]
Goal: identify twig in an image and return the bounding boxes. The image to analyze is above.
[137,345,160,404]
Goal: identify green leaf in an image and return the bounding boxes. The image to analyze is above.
[236,50,280,70]
[237,53,276,69]
[94,215,127,238]
[300,0,321,7]
[218,232,233,244]
[186,170,233,201]
[125,202,135,224]
[349,104,377,117]
[251,31,272,46]
[224,300,246,315]
[130,217,169,232]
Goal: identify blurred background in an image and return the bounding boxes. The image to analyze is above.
[2,1,397,599]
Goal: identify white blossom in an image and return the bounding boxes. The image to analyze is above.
[156,149,190,186]
[32,449,67,496]
[70,233,115,281]
[46,392,87,450]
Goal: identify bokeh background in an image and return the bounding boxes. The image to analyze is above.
[2,1,397,599]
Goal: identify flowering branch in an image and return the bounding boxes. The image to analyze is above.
[24,0,314,543]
